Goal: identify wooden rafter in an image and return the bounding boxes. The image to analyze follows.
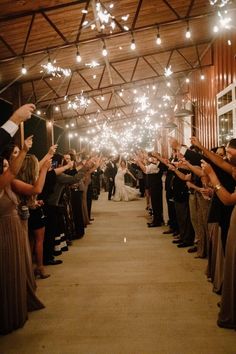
[0,11,216,63]
[131,0,143,30]
[98,65,106,89]
[31,80,37,103]
[162,0,181,19]
[76,70,94,89]
[20,40,210,85]
[166,50,174,68]
[130,57,139,82]
[0,1,87,21]
[41,12,69,43]
[0,35,17,56]
[107,92,113,109]
[186,0,195,18]
[65,72,74,96]
[76,0,91,42]
[142,56,160,76]
[37,62,213,105]
[175,48,194,69]
[109,63,127,83]
[43,78,60,98]
[22,14,35,54]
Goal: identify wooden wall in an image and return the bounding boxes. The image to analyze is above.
[189,32,236,148]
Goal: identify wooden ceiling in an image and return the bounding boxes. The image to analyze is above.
[0,0,234,130]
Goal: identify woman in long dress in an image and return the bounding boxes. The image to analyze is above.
[113,159,139,202]
[202,160,236,329]
[0,141,50,334]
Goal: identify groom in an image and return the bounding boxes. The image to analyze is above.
[105,157,117,200]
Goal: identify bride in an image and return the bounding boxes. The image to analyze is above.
[113,158,140,202]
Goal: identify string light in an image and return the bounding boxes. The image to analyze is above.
[21,62,27,75]
[185,21,191,39]
[156,27,161,45]
[76,46,82,62]
[102,42,108,56]
[130,37,136,50]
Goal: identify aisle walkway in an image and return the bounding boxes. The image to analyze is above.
[1,193,236,354]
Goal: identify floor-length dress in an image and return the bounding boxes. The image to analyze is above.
[0,189,44,335]
[218,205,236,328]
[113,167,139,202]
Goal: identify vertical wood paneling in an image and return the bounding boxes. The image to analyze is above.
[189,32,236,148]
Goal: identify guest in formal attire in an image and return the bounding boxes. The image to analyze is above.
[0,104,35,154]
[136,153,166,227]
[201,143,236,329]
[105,157,117,200]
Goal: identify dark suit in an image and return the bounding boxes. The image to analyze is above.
[147,162,166,225]
[0,128,12,154]
[105,162,117,200]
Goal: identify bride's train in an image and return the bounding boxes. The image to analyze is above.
[113,167,140,202]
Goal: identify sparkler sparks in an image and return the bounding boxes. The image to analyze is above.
[40,61,71,77]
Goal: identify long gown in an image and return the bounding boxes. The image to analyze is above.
[0,189,44,335]
[218,205,236,328]
[113,167,139,202]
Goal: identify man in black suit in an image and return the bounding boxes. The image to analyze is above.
[105,157,117,200]
[0,103,35,153]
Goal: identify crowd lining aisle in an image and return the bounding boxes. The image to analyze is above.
[0,192,236,354]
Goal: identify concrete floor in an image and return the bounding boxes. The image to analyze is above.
[1,193,236,354]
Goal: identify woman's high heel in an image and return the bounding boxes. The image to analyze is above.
[34,267,50,279]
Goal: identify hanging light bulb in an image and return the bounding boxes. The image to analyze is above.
[102,43,108,56]
[21,62,27,75]
[185,77,190,83]
[156,27,161,45]
[185,21,191,39]
[200,73,205,80]
[76,46,82,62]
[55,106,59,112]
[130,38,136,50]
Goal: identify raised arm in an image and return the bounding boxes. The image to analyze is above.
[39,144,58,170]
[0,135,33,189]
[11,159,51,196]
[201,160,236,205]
[191,137,232,175]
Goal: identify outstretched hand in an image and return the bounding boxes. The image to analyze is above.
[190,136,202,148]
[11,104,35,124]
[23,135,33,152]
[201,160,214,175]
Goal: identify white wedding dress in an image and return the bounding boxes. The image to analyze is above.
[113,167,139,202]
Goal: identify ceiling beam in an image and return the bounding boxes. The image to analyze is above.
[131,0,143,30]
[0,1,87,21]
[41,12,69,43]
[22,14,35,55]
[0,11,217,63]
[38,62,213,106]
[162,0,181,19]
[18,40,211,86]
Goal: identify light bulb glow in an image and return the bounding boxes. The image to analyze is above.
[102,46,108,56]
[185,27,191,38]
[186,78,190,83]
[76,52,82,62]
[200,74,205,80]
[21,64,27,75]
[130,39,136,50]
[156,34,161,45]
